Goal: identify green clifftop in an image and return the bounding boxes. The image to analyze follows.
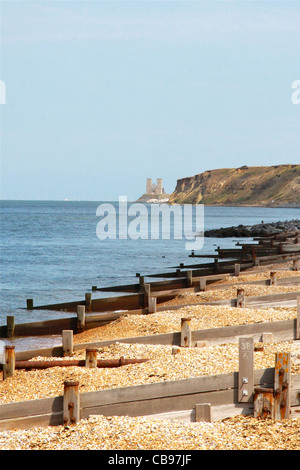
[169,165,300,206]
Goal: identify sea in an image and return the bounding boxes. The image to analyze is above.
[0,200,299,350]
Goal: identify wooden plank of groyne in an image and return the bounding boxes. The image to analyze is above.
[80,389,237,420]
[9,318,297,363]
[0,395,63,421]
[72,319,296,351]
[31,291,177,314]
[180,291,300,308]
[32,293,143,313]
[14,317,78,337]
[1,369,299,430]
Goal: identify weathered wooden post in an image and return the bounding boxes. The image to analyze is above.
[262,332,273,344]
[236,288,245,307]
[138,276,145,308]
[26,299,33,310]
[148,297,157,314]
[144,283,151,309]
[195,403,212,422]
[251,246,256,264]
[6,316,15,338]
[234,263,240,277]
[187,271,193,288]
[297,296,300,340]
[181,317,191,347]
[85,293,92,313]
[238,337,254,402]
[274,352,291,420]
[3,345,15,379]
[63,381,80,426]
[139,275,145,292]
[293,260,299,271]
[254,387,274,419]
[199,277,206,292]
[172,345,180,356]
[62,330,73,357]
[214,258,219,274]
[77,305,85,333]
[85,348,98,368]
[270,271,277,286]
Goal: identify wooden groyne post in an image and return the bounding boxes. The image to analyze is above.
[234,263,240,276]
[3,345,15,379]
[187,271,193,288]
[148,297,157,314]
[6,316,15,338]
[63,381,80,426]
[270,272,277,286]
[238,337,254,403]
[199,278,206,292]
[297,296,300,340]
[274,352,291,420]
[26,299,33,310]
[254,352,291,420]
[85,293,92,313]
[85,348,98,368]
[181,317,192,347]
[77,305,85,333]
[195,403,212,422]
[236,288,245,308]
[62,330,73,357]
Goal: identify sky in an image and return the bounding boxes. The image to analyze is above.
[0,0,299,201]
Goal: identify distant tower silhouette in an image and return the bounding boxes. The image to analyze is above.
[146,178,152,194]
[156,178,162,195]
[146,177,164,194]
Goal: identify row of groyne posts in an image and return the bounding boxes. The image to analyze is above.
[3,258,299,339]
[1,293,300,424]
[1,331,297,425]
[1,229,300,425]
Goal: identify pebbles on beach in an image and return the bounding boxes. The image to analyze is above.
[0,414,300,450]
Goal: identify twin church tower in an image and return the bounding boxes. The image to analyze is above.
[146,178,164,195]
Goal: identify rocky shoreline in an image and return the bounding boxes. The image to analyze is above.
[204,219,300,238]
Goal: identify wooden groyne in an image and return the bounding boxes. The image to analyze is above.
[1,230,299,339]
[0,343,299,430]
[1,228,300,432]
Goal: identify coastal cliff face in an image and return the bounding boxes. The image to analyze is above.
[169,165,300,206]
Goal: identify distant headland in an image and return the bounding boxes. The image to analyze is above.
[168,164,300,207]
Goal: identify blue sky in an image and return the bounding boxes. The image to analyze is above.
[0,1,299,201]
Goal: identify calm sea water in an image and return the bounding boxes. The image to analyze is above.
[0,200,299,349]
